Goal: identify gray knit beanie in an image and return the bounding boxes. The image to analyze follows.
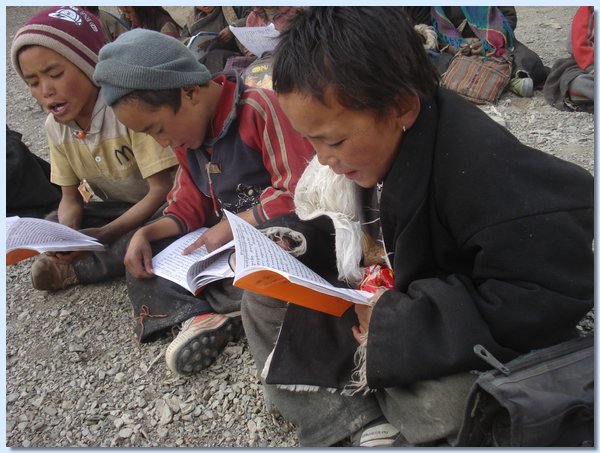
[93,28,212,106]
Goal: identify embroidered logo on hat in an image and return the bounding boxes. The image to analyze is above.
[48,7,99,33]
[49,8,83,26]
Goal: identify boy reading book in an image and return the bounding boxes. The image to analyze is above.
[239,7,593,447]
[93,28,314,376]
[10,7,178,291]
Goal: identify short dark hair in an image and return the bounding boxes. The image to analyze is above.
[115,88,183,112]
[273,7,439,114]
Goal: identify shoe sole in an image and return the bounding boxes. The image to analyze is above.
[165,316,244,375]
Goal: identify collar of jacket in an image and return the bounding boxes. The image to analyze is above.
[379,90,439,262]
[204,72,244,147]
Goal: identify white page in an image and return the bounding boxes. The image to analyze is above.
[152,229,208,291]
[152,228,235,293]
[6,217,103,251]
[229,23,280,57]
[224,211,371,304]
[189,251,234,291]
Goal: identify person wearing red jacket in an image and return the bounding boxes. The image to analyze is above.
[544,6,594,112]
[94,28,314,375]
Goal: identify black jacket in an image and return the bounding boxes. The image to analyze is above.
[266,88,593,389]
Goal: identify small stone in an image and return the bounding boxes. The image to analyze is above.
[114,372,126,383]
[68,344,85,353]
[43,405,57,416]
[118,428,133,439]
[158,404,173,425]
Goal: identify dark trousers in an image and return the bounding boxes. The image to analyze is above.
[126,236,243,343]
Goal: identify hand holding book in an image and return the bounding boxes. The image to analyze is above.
[6,216,105,265]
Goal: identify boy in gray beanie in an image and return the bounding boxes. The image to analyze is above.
[94,28,314,376]
[10,7,178,292]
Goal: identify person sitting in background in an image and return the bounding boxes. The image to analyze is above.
[120,6,182,38]
[430,6,548,98]
[239,6,593,447]
[11,7,178,291]
[93,29,314,376]
[182,6,250,74]
[222,7,301,75]
[543,6,594,113]
[245,6,299,31]
[80,6,129,43]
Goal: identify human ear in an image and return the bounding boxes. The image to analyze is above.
[394,93,420,131]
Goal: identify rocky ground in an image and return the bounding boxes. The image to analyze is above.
[5,6,594,448]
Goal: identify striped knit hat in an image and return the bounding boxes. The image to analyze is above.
[11,6,104,84]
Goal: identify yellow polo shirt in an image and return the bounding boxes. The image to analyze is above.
[46,95,178,204]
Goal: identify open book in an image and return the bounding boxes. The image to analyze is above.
[225,211,372,316]
[229,23,280,57]
[150,212,372,316]
[6,216,105,265]
[152,228,235,296]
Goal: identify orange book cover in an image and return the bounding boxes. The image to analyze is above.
[224,211,372,317]
[235,270,353,317]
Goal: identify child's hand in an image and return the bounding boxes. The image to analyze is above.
[218,27,233,42]
[351,288,388,344]
[183,220,233,254]
[124,230,154,279]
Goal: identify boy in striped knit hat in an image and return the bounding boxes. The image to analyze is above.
[10,7,178,291]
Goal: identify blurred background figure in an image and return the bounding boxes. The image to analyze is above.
[426,6,548,98]
[80,6,129,43]
[119,6,182,38]
[183,6,250,74]
[543,6,594,113]
[223,7,302,82]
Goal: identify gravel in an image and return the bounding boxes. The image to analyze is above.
[5,6,594,447]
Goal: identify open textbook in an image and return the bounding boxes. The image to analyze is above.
[6,216,105,265]
[152,228,235,296]
[150,212,373,316]
[226,211,372,316]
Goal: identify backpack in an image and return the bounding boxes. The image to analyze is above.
[457,335,594,447]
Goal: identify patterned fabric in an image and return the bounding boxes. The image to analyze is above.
[431,6,514,57]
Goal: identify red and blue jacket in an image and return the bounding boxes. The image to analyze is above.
[163,73,314,233]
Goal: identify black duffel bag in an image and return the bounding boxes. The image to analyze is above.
[457,335,594,447]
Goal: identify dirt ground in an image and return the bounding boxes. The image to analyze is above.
[5,6,594,448]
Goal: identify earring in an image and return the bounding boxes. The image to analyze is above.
[402,125,406,132]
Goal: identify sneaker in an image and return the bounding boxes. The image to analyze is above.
[349,417,406,447]
[165,312,243,375]
[507,76,534,98]
[31,255,78,290]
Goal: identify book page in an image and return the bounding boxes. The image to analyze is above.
[6,217,103,251]
[224,211,371,307]
[229,23,280,57]
[152,229,235,293]
[189,251,234,293]
[152,229,208,292]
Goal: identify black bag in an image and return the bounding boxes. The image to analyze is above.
[6,126,61,218]
[457,335,594,447]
